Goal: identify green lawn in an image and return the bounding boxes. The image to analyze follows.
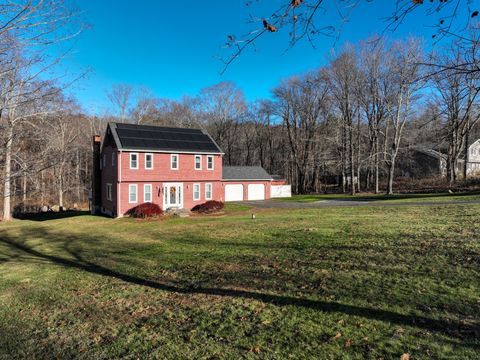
[275,191,480,203]
[0,204,479,359]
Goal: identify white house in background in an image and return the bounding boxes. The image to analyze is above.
[466,139,480,176]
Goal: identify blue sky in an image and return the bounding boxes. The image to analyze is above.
[62,1,454,114]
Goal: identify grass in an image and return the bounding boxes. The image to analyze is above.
[275,191,480,204]
[0,203,479,359]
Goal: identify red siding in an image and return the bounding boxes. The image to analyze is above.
[101,148,274,217]
[118,152,222,182]
[118,181,224,215]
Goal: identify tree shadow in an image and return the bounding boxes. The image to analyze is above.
[0,227,478,345]
[15,211,92,222]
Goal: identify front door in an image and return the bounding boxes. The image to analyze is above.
[163,183,183,209]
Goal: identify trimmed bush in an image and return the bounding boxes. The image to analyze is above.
[127,202,163,218]
[191,200,224,213]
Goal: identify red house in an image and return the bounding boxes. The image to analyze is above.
[92,123,277,217]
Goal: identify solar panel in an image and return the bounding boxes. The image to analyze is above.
[114,122,222,153]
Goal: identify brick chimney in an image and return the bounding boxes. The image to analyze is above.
[91,135,102,215]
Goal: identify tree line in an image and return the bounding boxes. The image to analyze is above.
[2,2,480,220]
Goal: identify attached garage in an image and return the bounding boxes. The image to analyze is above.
[222,166,274,202]
[225,184,244,202]
[247,184,265,200]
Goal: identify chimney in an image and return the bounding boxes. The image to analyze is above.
[91,135,102,215]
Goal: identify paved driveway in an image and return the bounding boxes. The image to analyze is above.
[239,198,480,209]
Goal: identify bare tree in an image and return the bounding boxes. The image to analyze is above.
[107,84,133,123]
[0,1,83,220]
[198,82,246,165]
[358,38,391,193]
[384,39,424,195]
[326,48,359,194]
[273,71,329,193]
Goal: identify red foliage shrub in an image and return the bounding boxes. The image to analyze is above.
[191,200,224,213]
[127,202,163,218]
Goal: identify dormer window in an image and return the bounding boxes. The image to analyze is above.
[195,155,202,170]
[130,153,138,169]
[171,154,179,170]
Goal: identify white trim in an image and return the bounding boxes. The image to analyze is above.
[130,153,139,169]
[163,182,184,209]
[205,183,212,200]
[106,183,112,201]
[120,148,224,155]
[118,151,122,217]
[193,183,201,201]
[144,184,152,202]
[194,155,202,170]
[128,184,138,203]
[171,154,179,170]
[207,155,214,170]
[145,153,153,170]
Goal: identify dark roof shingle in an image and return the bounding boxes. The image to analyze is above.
[110,122,223,154]
[222,166,273,181]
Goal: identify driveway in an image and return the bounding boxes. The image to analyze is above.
[239,198,480,209]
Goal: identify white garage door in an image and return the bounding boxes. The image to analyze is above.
[248,184,265,200]
[225,184,244,202]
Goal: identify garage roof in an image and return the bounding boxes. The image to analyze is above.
[108,122,223,154]
[222,166,273,181]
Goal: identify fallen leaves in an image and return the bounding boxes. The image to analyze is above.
[331,332,342,340]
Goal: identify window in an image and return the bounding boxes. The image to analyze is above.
[193,183,200,201]
[171,154,179,170]
[129,184,137,203]
[195,155,202,170]
[144,184,152,202]
[111,152,116,167]
[207,155,214,170]
[145,153,153,169]
[205,183,212,200]
[130,153,138,169]
[106,183,112,201]
[103,154,106,168]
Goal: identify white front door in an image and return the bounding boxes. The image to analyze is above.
[163,183,183,209]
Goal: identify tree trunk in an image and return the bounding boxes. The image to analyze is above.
[463,121,469,180]
[22,171,27,212]
[2,125,14,221]
[374,135,379,194]
[387,161,395,195]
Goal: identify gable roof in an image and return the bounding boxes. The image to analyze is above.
[413,147,447,161]
[222,166,273,181]
[107,122,223,154]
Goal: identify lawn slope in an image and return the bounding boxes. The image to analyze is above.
[0,204,479,359]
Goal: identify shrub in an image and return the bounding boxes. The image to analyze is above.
[191,200,224,213]
[127,202,163,218]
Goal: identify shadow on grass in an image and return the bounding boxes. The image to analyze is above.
[15,211,91,222]
[0,226,478,345]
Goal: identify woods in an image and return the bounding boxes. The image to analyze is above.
[2,1,480,220]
